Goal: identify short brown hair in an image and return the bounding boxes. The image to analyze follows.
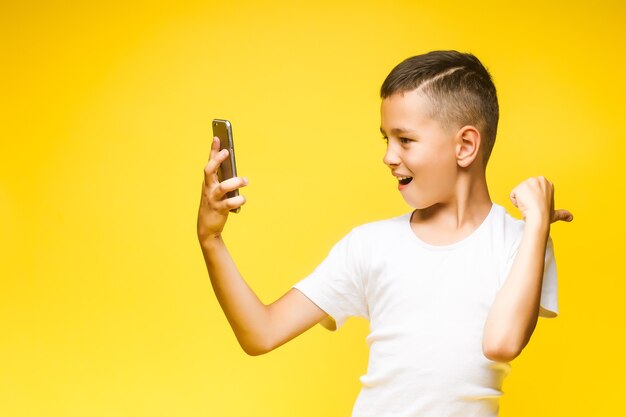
[380,50,499,164]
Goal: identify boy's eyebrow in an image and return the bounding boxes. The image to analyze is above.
[379,126,414,136]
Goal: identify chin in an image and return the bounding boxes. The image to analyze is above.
[401,190,443,210]
[402,196,432,210]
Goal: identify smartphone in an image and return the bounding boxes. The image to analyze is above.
[211,119,240,213]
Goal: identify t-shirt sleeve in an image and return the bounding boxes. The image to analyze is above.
[505,234,559,318]
[292,228,368,331]
[539,236,559,318]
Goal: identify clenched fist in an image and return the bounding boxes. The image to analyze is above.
[509,176,573,227]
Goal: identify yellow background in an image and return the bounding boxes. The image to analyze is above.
[1,1,624,416]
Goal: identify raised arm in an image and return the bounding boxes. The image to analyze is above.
[198,137,328,356]
[482,176,573,362]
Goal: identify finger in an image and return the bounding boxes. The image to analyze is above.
[203,148,230,185]
[551,209,574,223]
[212,176,249,200]
[218,194,246,212]
[209,136,220,161]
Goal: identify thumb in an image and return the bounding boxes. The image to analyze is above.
[551,209,574,223]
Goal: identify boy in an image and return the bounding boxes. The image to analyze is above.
[197,50,573,417]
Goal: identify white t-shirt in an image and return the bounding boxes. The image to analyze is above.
[293,203,558,417]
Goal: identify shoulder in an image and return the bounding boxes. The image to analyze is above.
[491,203,524,231]
[337,213,414,275]
[488,203,526,252]
[334,213,413,256]
[349,212,412,241]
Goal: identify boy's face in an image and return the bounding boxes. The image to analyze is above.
[380,90,460,210]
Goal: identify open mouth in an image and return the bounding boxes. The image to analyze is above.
[398,176,413,185]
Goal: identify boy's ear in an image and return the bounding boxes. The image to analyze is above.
[455,126,481,168]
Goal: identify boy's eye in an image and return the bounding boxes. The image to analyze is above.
[399,137,410,144]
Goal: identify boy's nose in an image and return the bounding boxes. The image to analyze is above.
[383,146,400,167]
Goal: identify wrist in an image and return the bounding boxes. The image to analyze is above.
[523,216,550,237]
[523,207,549,226]
[199,231,225,250]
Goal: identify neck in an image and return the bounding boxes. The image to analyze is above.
[413,169,492,230]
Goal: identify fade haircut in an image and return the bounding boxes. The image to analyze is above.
[380,50,499,164]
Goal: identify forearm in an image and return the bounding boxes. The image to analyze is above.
[200,235,271,355]
[483,219,550,361]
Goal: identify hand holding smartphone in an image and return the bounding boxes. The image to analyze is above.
[212,119,241,213]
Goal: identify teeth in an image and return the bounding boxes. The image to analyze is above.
[397,176,411,180]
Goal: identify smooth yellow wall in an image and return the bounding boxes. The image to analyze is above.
[1,1,624,416]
